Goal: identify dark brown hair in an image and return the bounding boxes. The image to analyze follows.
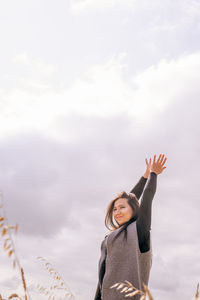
[105,191,139,243]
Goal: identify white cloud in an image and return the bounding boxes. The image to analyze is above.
[70,0,200,19]
[1,51,200,142]
[12,53,56,78]
[69,0,137,13]
[0,53,142,139]
[0,51,184,140]
[182,0,200,19]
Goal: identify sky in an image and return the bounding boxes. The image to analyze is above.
[0,0,200,299]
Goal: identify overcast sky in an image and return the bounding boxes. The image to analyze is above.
[0,1,200,299]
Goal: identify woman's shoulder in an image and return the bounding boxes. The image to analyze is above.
[104,231,111,238]
[104,227,119,238]
[128,220,137,227]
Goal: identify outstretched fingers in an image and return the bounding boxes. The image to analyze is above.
[159,154,167,171]
[161,156,167,166]
[157,154,162,163]
[145,158,151,165]
[157,154,167,165]
[151,153,167,174]
[158,154,165,163]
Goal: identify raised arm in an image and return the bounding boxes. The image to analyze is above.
[136,172,157,246]
[130,177,147,200]
[130,158,151,200]
[137,154,167,252]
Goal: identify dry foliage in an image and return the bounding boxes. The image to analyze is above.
[196,283,199,300]
[110,280,153,299]
[143,284,154,300]
[0,192,30,300]
[111,281,200,300]
[8,294,23,300]
[37,256,76,300]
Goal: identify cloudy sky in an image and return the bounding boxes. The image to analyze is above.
[0,0,200,299]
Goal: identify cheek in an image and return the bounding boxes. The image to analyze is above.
[128,208,134,217]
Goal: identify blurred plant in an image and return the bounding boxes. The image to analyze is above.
[195,283,199,299]
[37,256,76,300]
[0,192,30,300]
[111,280,200,300]
[110,280,153,299]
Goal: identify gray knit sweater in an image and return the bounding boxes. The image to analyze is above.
[94,173,157,300]
[101,222,152,300]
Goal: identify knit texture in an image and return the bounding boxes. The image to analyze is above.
[101,221,152,300]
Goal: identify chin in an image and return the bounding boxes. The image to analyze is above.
[118,220,125,225]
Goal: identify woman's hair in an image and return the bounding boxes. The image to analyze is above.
[105,191,139,243]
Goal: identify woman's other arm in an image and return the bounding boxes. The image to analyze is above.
[130,158,151,200]
[137,154,167,252]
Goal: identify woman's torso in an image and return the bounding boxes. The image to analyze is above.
[101,221,152,300]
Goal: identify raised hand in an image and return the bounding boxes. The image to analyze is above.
[151,154,167,175]
[143,158,152,179]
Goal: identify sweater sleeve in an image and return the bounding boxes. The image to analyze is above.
[136,172,157,253]
[130,176,147,200]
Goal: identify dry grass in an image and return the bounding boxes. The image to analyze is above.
[0,192,30,300]
[195,283,199,300]
[111,281,200,300]
[36,256,76,300]
[110,281,153,299]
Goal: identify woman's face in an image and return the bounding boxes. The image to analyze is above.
[113,198,133,225]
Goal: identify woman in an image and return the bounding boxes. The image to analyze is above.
[94,154,167,300]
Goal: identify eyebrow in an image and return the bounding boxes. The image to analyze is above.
[114,204,125,208]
